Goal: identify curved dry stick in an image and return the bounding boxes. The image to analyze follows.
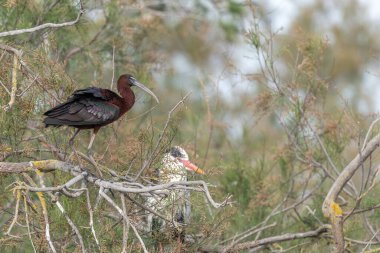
[0,1,84,38]
[85,189,100,248]
[2,54,19,111]
[55,201,86,253]
[362,117,380,152]
[36,191,56,253]
[23,173,58,253]
[100,191,148,253]
[120,194,129,253]
[24,172,86,252]
[6,189,21,236]
[23,194,37,253]
[222,223,277,253]
[199,225,329,253]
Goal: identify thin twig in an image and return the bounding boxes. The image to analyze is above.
[100,191,148,253]
[3,54,19,111]
[134,92,192,180]
[110,44,116,90]
[121,194,129,253]
[86,188,100,248]
[0,78,10,94]
[55,201,87,253]
[0,1,84,38]
[23,194,37,253]
[222,223,277,253]
[199,225,330,252]
[362,117,380,152]
[36,186,57,252]
[17,74,38,97]
[6,189,21,235]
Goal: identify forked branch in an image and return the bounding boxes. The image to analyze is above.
[322,132,380,252]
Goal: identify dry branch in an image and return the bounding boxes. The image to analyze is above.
[2,54,19,111]
[0,44,62,104]
[322,132,380,252]
[0,158,229,250]
[0,160,224,203]
[100,190,148,253]
[134,92,192,180]
[199,225,330,252]
[0,1,84,38]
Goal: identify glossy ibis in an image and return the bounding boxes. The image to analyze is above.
[43,74,159,153]
[146,146,205,244]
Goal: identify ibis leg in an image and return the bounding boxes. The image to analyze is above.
[87,130,103,177]
[66,129,81,162]
[69,128,81,147]
[87,131,97,151]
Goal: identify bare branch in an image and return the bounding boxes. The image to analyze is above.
[85,189,100,248]
[134,92,192,180]
[121,194,129,253]
[36,187,56,252]
[23,194,37,253]
[362,117,380,152]
[0,157,228,251]
[0,44,62,103]
[323,132,380,252]
[0,1,84,38]
[54,201,86,253]
[100,190,148,253]
[199,225,330,252]
[6,190,21,236]
[0,159,228,206]
[222,223,277,253]
[2,54,19,111]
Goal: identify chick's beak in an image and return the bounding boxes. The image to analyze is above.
[180,159,205,175]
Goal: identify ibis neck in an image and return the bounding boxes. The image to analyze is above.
[117,83,135,111]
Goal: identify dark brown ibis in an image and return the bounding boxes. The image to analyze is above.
[43,74,159,152]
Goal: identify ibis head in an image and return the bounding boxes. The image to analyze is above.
[163,146,205,176]
[118,74,159,103]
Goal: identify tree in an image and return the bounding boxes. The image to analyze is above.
[2,0,380,252]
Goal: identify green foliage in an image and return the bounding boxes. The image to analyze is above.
[219,21,239,42]
[228,0,245,16]
[221,166,251,209]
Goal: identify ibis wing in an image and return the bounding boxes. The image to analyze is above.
[43,87,120,127]
[68,87,117,101]
[71,99,120,125]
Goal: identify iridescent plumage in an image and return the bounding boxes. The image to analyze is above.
[43,74,159,151]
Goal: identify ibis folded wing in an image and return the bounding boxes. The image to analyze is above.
[44,87,120,127]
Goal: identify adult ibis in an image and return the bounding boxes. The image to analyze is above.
[43,74,159,152]
[146,146,205,243]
